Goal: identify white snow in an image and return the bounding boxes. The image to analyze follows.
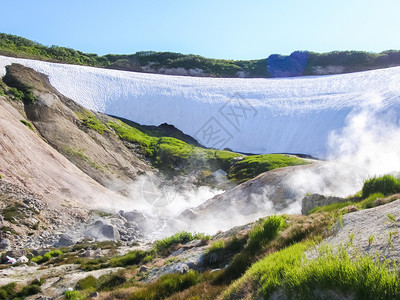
[1,55,400,157]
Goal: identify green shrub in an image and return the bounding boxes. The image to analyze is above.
[64,290,82,300]
[8,87,24,100]
[32,249,62,264]
[76,275,96,290]
[362,175,400,198]
[247,215,286,254]
[130,270,202,300]
[23,90,36,103]
[0,283,16,300]
[7,86,36,103]
[18,284,41,297]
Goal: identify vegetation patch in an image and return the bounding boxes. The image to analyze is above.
[246,215,286,254]
[220,213,332,283]
[154,231,209,255]
[228,154,310,182]
[74,110,108,134]
[5,85,36,104]
[130,270,203,300]
[76,271,127,292]
[224,242,400,300]
[0,279,44,300]
[20,119,33,131]
[309,201,355,214]
[362,175,400,198]
[63,146,102,169]
[108,120,240,173]
[2,204,24,223]
[109,250,148,267]
[31,250,62,264]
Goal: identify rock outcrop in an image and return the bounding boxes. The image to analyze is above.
[301,193,347,215]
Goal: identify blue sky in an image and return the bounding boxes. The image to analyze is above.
[2,0,400,60]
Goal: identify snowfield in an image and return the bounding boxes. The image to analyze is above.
[1,55,400,157]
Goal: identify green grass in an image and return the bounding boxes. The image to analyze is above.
[206,240,226,255]
[64,290,83,300]
[246,215,286,254]
[224,241,400,300]
[130,270,203,300]
[20,119,33,131]
[107,120,240,173]
[74,110,108,134]
[0,280,43,300]
[362,175,400,198]
[76,271,127,292]
[109,250,147,267]
[356,192,385,209]
[228,154,310,182]
[154,231,209,255]
[31,250,62,264]
[108,119,309,180]
[309,201,355,214]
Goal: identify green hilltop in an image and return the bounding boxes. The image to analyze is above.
[2,32,400,78]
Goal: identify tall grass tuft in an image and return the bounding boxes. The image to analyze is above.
[247,215,286,254]
[362,175,400,198]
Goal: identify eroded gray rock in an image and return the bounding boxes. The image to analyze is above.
[58,233,75,246]
[101,224,120,241]
[301,193,346,215]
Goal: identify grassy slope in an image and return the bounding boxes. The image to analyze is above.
[2,33,400,78]
[106,119,309,180]
[228,154,310,182]
[9,179,400,299]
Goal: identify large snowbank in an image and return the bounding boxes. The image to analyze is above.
[2,55,400,157]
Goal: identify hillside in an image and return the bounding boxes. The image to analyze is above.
[2,33,400,78]
[0,52,400,299]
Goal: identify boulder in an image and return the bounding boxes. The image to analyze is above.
[122,210,146,223]
[58,233,75,246]
[101,224,120,241]
[0,238,11,251]
[301,193,347,215]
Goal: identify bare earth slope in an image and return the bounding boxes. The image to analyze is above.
[2,64,151,195]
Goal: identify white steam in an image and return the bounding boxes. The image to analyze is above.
[286,93,400,198]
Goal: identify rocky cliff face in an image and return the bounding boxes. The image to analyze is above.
[0,64,157,251]
[3,64,151,194]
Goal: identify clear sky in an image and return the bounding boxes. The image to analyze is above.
[2,0,400,60]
